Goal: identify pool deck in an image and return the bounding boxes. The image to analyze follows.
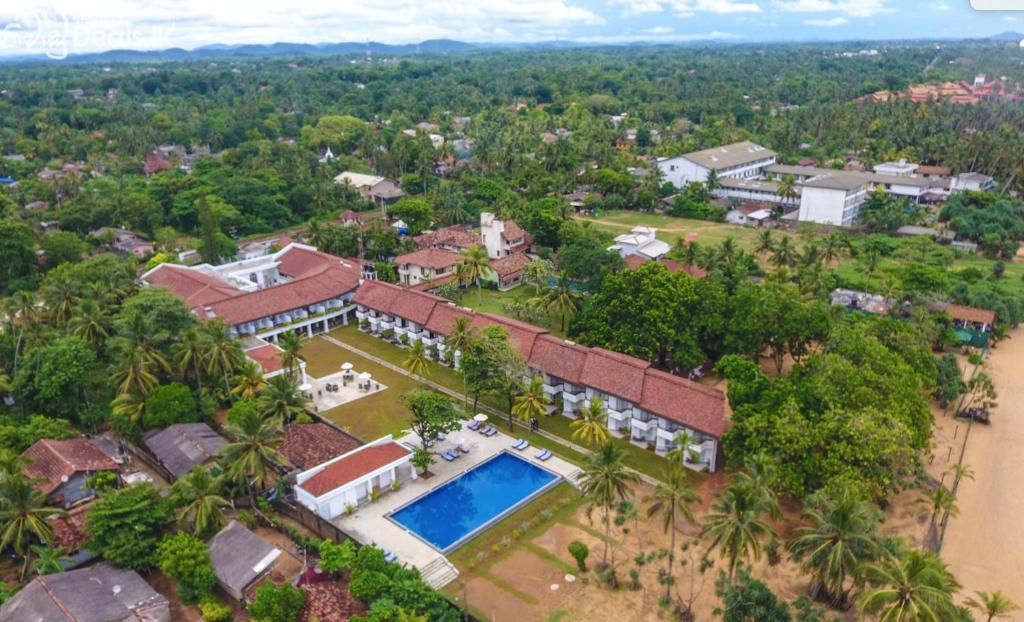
[332,420,581,588]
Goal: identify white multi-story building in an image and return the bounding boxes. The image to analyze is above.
[480,212,529,259]
[393,248,461,287]
[873,159,918,177]
[950,172,996,192]
[797,172,869,227]
[714,177,800,208]
[609,226,672,260]
[657,141,777,188]
[352,280,726,471]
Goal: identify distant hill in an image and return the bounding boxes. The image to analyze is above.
[989,31,1024,42]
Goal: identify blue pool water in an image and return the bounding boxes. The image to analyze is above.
[390,452,559,552]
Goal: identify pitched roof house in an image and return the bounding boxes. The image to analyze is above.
[209,520,303,602]
[21,439,118,508]
[0,562,171,622]
[143,423,227,479]
[280,423,363,471]
[393,248,462,287]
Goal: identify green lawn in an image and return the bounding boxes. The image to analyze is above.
[450,286,568,338]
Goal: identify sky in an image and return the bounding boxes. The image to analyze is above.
[1,1,1023,58]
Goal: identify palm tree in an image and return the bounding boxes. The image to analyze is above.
[946,463,975,487]
[221,414,286,504]
[857,551,960,622]
[666,430,702,466]
[173,328,208,393]
[864,248,882,287]
[0,474,67,580]
[578,442,640,566]
[921,485,958,537]
[456,244,491,304]
[204,320,242,400]
[646,467,698,602]
[511,376,551,428]
[777,174,798,206]
[6,291,40,375]
[445,317,474,367]
[965,591,1019,622]
[113,348,160,397]
[42,274,77,327]
[701,478,776,580]
[232,360,267,400]
[770,236,797,269]
[403,340,430,378]
[171,467,231,537]
[569,398,611,446]
[786,486,882,607]
[523,258,553,295]
[529,271,582,332]
[305,218,328,249]
[754,230,775,259]
[732,456,781,521]
[111,391,146,429]
[257,376,310,423]
[277,331,305,384]
[68,299,110,350]
[29,544,71,575]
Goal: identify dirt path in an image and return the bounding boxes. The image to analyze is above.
[575,215,726,235]
[942,329,1024,603]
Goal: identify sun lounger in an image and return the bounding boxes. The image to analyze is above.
[535,449,552,461]
[441,450,456,462]
[484,426,497,437]
[384,550,398,563]
[512,439,528,450]
[437,433,446,441]
[458,443,471,454]
[467,420,481,431]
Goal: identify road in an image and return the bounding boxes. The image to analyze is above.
[942,328,1024,603]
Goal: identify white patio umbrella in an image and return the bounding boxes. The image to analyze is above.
[298,383,312,393]
[341,362,354,371]
[473,413,488,423]
[358,372,372,381]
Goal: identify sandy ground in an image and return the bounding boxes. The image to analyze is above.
[942,329,1024,603]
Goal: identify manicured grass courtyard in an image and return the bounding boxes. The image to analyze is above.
[449,286,569,338]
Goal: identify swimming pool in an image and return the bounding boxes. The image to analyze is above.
[389,452,560,552]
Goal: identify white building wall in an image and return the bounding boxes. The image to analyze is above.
[657,157,708,188]
[798,186,857,226]
[480,212,504,259]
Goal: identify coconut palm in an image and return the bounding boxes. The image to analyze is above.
[277,331,305,383]
[921,485,958,537]
[770,236,797,269]
[569,397,611,446]
[456,243,491,303]
[232,360,268,400]
[445,317,474,366]
[173,328,208,393]
[786,486,882,607]
[204,319,243,400]
[857,551,960,622]
[754,230,775,259]
[666,430,702,466]
[6,291,41,374]
[578,442,640,566]
[0,474,67,580]
[732,456,781,521]
[68,299,111,350]
[171,467,231,537]
[110,391,146,429]
[523,258,554,295]
[512,375,551,427]
[257,376,310,423]
[42,274,77,327]
[403,340,430,378]
[701,478,776,580]
[777,174,798,205]
[946,463,975,486]
[29,544,71,575]
[529,271,582,332]
[646,467,698,602]
[965,591,1019,622]
[113,348,161,397]
[221,413,286,503]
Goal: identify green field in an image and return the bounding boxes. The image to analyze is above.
[449,286,568,338]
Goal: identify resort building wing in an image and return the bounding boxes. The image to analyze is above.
[142,242,362,340]
[352,280,727,471]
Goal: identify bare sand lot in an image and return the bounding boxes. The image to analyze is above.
[942,329,1024,603]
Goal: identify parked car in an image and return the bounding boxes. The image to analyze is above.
[958,407,990,424]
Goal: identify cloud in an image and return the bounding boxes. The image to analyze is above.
[3,0,606,54]
[771,0,893,17]
[643,26,674,33]
[805,16,847,26]
[611,0,761,17]
[930,1,951,10]
[572,29,739,43]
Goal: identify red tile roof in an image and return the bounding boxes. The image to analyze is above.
[280,424,363,471]
[580,348,650,403]
[49,506,90,553]
[502,219,526,242]
[393,248,462,270]
[529,335,589,384]
[408,274,456,292]
[943,303,996,326]
[22,439,118,495]
[640,368,726,437]
[413,225,478,250]
[299,442,410,497]
[143,264,241,308]
[246,343,284,374]
[491,252,531,279]
[353,280,726,436]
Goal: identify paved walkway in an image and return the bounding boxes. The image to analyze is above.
[317,333,663,487]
